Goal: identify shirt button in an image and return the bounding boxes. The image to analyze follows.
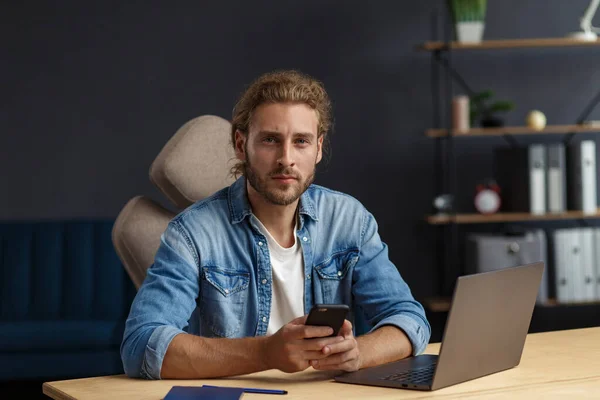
[224,289,230,294]
[261,279,267,284]
[302,237,308,242]
[258,241,264,246]
[262,316,267,322]
[307,275,311,280]
[337,271,342,277]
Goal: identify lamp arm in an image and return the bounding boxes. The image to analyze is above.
[580,0,600,32]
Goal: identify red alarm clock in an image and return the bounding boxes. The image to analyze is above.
[474,180,501,214]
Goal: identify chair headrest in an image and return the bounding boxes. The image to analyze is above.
[150,115,236,210]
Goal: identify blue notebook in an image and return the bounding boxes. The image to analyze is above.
[164,386,245,400]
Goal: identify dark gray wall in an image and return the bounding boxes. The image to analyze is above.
[3,0,600,299]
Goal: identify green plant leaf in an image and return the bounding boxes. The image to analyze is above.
[488,101,515,113]
[470,109,479,124]
[449,0,487,22]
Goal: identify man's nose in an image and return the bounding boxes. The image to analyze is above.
[277,142,295,167]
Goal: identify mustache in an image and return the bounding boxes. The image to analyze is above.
[269,169,299,179]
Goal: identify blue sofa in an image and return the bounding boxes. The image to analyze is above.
[0,220,136,380]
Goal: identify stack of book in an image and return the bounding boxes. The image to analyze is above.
[494,140,598,214]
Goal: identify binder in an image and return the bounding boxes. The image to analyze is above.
[567,229,581,303]
[546,143,567,213]
[594,228,600,301]
[552,229,572,303]
[567,229,580,303]
[494,145,546,214]
[578,228,596,302]
[529,145,547,215]
[568,140,598,215]
[534,229,550,304]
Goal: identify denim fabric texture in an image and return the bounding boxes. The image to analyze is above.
[121,177,431,379]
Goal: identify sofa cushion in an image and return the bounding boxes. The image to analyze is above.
[0,221,135,322]
[0,321,125,352]
[0,350,123,380]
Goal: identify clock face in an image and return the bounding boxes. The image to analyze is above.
[475,189,500,214]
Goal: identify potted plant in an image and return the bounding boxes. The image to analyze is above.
[448,0,487,43]
[470,89,515,128]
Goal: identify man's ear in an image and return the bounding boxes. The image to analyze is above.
[234,130,247,162]
[316,134,324,164]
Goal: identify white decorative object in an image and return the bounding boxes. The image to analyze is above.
[526,110,547,131]
[456,21,485,43]
[567,0,600,41]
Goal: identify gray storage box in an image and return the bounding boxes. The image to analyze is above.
[465,230,549,304]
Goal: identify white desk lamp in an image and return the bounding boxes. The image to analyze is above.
[568,0,600,41]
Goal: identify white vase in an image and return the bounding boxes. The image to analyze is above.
[456,21,485,43]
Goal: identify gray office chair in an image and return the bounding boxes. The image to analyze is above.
[112,115,235,289]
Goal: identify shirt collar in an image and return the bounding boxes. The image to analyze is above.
[228,176,319,225]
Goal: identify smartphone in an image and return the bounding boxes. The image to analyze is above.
[305,304,350,337]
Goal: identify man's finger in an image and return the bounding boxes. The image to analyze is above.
[301,325,335,339]
[302,350,332,360]
[289,315,308,325]
[285,324,333,340]
[301,336,345,351]
[338,319,353,337]
[320,338,355,355]
[313,349,357,367]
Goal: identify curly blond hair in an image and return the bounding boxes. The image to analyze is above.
[230,70,332,178]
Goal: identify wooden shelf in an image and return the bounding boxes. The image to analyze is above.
[427,210,600,225]
[424,297,600,312]
[419,37,600,51]
[426,124,600,138]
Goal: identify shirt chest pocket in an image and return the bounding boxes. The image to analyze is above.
[314,250,359,302]
[200,267,250,337]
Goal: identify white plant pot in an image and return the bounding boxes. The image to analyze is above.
[456,21,485,43]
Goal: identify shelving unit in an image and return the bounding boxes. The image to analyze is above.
[426,124,600,138]
[418,37,600,51]
[427,209,600,225]
[424,297,600,313]
[421,12,600,314]
[425,294,600,343]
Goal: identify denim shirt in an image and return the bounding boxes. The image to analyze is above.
[121,177,431,379]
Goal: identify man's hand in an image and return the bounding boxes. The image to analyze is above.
[310,320,360,372]
[264,316,345,373]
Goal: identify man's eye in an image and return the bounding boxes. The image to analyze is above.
[296,139,309,144]
[263,137,276,143]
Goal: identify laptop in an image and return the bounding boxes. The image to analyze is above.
[335,262,544,391]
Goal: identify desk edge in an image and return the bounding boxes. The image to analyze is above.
[43,382,77,400]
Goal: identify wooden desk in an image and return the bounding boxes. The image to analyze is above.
[44,327,600,399]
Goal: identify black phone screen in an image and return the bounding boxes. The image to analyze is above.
[305,304,350,337]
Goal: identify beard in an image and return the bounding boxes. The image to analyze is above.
[244,155,316,206]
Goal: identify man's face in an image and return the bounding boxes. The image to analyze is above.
[235,102,323,206]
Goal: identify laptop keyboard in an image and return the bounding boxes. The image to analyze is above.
[381,363,437,384]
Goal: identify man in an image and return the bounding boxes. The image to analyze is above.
[121,70,430,380]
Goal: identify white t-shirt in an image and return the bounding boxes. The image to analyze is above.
[254,217,305,335]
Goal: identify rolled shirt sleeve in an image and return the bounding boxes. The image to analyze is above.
[120,220,200,379]
[371,314,429,355]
